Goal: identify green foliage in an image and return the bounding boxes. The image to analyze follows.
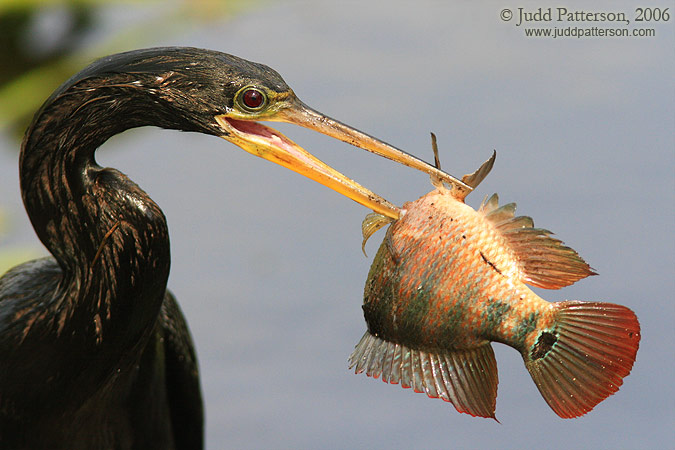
[0,0,260,138]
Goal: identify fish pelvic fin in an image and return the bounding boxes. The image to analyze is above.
[349,332,499,419]
[524,301,640,418]
[480,193,596,289]
[461,150,496,192]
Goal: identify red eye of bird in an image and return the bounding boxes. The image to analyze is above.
[241,88,265,110]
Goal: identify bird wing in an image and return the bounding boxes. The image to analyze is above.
[159,290,204,450]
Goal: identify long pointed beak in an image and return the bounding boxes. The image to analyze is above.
[274,98,472,197]
[215,114,402,219]
[215,96,471,220]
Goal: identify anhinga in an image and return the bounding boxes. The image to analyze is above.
[0,47,470,449]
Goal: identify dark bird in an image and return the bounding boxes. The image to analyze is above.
[0,47,468,449]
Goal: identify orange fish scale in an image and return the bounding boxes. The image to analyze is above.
[368,190,550,351]
[353,185,639,419]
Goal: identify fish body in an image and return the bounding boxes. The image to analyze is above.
[350,184,640,419]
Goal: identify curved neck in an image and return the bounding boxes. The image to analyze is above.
[20,73,182,269]
[18,75,181,345]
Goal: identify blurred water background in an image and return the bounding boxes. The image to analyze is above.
[1,1,673,448]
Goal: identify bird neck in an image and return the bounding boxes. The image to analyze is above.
[20,74,171,268]
[19,75,175,332]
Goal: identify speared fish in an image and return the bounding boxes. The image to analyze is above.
[350,135,640,419]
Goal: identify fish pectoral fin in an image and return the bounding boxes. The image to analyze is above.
[349,332,499,419]
[481,194,596,289]
[361,212,395,256]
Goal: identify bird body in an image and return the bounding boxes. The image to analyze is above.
[1,154,201,448]
[0,258,199,449]
[1,47,462,448]
[1,50,203,446]
[351,162,640,419]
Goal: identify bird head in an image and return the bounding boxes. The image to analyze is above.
[79,47,471,219]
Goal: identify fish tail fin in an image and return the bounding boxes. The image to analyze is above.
[523,301,640,418]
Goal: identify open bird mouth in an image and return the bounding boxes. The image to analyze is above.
[219,117,317,167]
[215,97,471,220]
[216,115,402,219]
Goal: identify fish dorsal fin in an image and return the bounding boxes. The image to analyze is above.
[349,332,498,419]
[481,194,596,289]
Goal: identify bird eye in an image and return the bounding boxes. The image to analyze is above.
[237,87,267,112]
